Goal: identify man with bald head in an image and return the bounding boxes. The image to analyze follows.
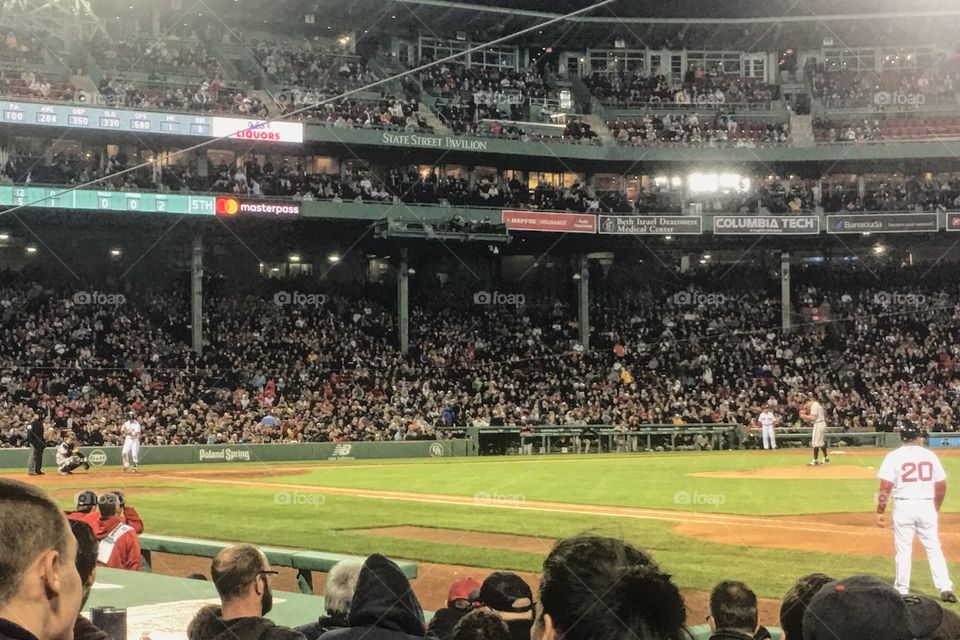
[187,544,304,640]
[0,478,84,640]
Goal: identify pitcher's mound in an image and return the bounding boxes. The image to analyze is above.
[691,465,876,480]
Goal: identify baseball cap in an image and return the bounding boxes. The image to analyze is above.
[479,572,534,613]
[98,493,122,509]
[76,490,97,509]
[803,575,943,640]
[447,577,481,607]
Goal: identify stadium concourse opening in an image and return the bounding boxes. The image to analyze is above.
[7,0,960,638]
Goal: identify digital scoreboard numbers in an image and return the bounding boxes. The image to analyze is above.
[0,100,303,143]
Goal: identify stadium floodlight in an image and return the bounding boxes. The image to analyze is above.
[289,254,301,263]
[703,254,711,260]
[688,173,719,193]
[0,234,9,241]
[664,235,673,241]
[327,254,341,264]
[873,244,887,255]
[25,246,37,254]
[109,248,121,257]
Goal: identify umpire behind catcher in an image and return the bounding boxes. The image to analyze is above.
[26,410,46,476]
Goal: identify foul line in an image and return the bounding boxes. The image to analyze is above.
[152,473,874,537]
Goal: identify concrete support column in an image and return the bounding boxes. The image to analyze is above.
[191,234,203,355]
[781,251,791,332]
[398,248,410,355]
[578,254,590,351]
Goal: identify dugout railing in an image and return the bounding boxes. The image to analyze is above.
[137,533,417,594]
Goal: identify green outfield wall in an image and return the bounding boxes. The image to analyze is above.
[0,439,471,469]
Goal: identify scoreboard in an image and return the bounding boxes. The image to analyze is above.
[0,100,304,143]
[0,186,215,215]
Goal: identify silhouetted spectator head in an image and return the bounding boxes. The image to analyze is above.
[536,535,686,640]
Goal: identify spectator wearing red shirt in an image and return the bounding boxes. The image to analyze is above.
[95,494,141,571]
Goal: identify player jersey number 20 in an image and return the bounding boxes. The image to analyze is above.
[901,461,934,482]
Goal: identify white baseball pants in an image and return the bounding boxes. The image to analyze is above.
[893,499,953,594]
[762,425,777,449]
[122,438,140,468]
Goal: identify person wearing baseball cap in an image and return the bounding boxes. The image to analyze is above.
[427,578,482,640]
[478,572,534,640]
[802,575,943,640]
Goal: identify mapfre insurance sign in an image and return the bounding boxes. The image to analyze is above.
[211,116,304,144]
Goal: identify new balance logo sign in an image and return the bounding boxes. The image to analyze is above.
[330,444,354,460]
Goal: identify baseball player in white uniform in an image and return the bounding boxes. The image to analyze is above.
[800,395,829,465]
[757,408,778,450]
[876,424,956,603]
[120,413,141,472]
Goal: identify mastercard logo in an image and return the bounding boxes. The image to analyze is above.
[215,197,241,216]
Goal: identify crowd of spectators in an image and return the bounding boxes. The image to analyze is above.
[435,98,597,143]
[0,69,74,101]
[253,39,377,90]
[10,145,960,218]
[2,262,960,450]
[420,62,547,102]
[586,68,780,106]
[90,34,225,81]
[811,60,960,108]
[96,76,268,117]
[278,94,428,131]
[0,29,45,65]
[608,113,789,146]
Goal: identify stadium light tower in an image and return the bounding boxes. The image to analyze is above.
[0,0,102,43]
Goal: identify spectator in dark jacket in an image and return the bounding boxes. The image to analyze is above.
[320,554,425,640]
[69,520,108,640]
[0,479,83,640]
[296,561,364,640]
[427,577,481,640]
[707,581,766,640]
[803,575,943,640]
[778,574,833,640]
[478,573,534,640]
[188,544,304,640]
[450,610,511,640]
[533,535,687,640]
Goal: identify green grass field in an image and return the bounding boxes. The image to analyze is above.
[27,448,960,601]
